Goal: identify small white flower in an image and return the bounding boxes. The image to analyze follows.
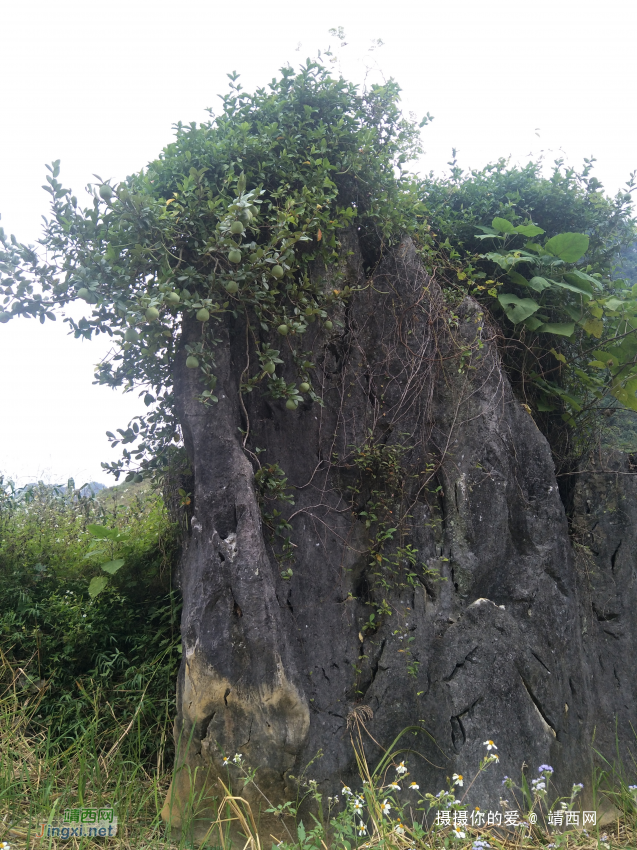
[358,822,367,836]
[0,843,11,850]
[409,781,419,790]
[389,782,401,790]
[352,797,364,814]
[394,821,405,835]
[483,740,497,751]
[222,757,230,766]
[395,760,408,774]
[342,785,352,796]
[381,799,391,815]
[232,753,243,764]
[452,773,464,787]
[453,825,466,839]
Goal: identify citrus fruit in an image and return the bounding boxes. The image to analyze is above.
[145,306,160,321]
[299,382,310,393]
[264,361,276,374]
[186,355,199,369]
[286,399,298,410]
[124,327,139,342]
[225,281,239,295]
[166,292,180,304]
[230,221,244,235]
[277,324,289,335]
[228,249,242,264]
[99,184,114,202]
[196,308,210,322]
[271,264,284,279]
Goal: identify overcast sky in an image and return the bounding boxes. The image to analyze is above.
[1,0,635,487]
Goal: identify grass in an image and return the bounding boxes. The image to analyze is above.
[0,677,636,850]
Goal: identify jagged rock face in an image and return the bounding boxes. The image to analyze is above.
[163,235,633,840]
[571,452,637,770]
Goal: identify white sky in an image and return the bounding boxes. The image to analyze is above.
[1,0,636,486]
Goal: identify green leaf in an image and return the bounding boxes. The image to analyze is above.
[513,223,545,237]
[548,278,592,299]
[498,293,540,324]
[538,322,575,337]
[562,273,593,295]
[87,524,120,540]
[549,348,567,363]
[101,559,125,575]
[88,576,108,598]
[528,276,552,292]
[523,316,544,331]
[536,398,556,412]
[492,217,515,234]
[582,318,603,338]
[507,270,529,287]
[544,232,589,263]
[604,297,624,312]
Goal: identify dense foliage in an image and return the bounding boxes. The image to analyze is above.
[0,59,636,478]
[0,477,181,762]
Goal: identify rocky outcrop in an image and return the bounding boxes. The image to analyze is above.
[163,234,636,840]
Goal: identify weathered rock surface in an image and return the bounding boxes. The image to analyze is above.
[162,234,637,840]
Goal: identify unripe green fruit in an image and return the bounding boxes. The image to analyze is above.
[230,221,244,235]
[99,184,114,202]
[225,281,239,295]
[324,320,333,330]
[239,209,253,224]
[228,249,242,264]
[186,355,199,369]
[299,382,310,393]
[124,327,139,342]
[264,361,276,374]
[286,399,298,410]
[196,308,210,322]
[304,306,313,316]
[277,324,289,336]
[145,306,160,321]
[133,474,143,484]
[248,254,259,264]
[77,287,90,300]
[271,264,284,279]
[166,291,180,304]
[0,312,11,323]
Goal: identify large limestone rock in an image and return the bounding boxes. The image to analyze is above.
[162,234,635,840]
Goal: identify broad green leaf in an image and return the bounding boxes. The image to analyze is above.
[88,576,108,598]
[588,360,608,369]
[507,270,529,287]
[563,273,593,294]
[513,223,544,237]
[544,232,589,263]
[582,318,603,338]
[539,322,575,337]
[528,276,552,292]
[101,559,125,575]
[492,217,515,234]
[523,316,544,331]
[87,524,120,540]
[498,293,540,324]
[536,398,556,412]
[604,297,624,312]
[547,278,592,299]
[549,348,567,364]
[592,350,619,367]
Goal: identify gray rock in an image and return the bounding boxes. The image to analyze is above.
[163,234,635,841]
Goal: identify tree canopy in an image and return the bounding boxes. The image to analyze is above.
[1,58,636,478]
